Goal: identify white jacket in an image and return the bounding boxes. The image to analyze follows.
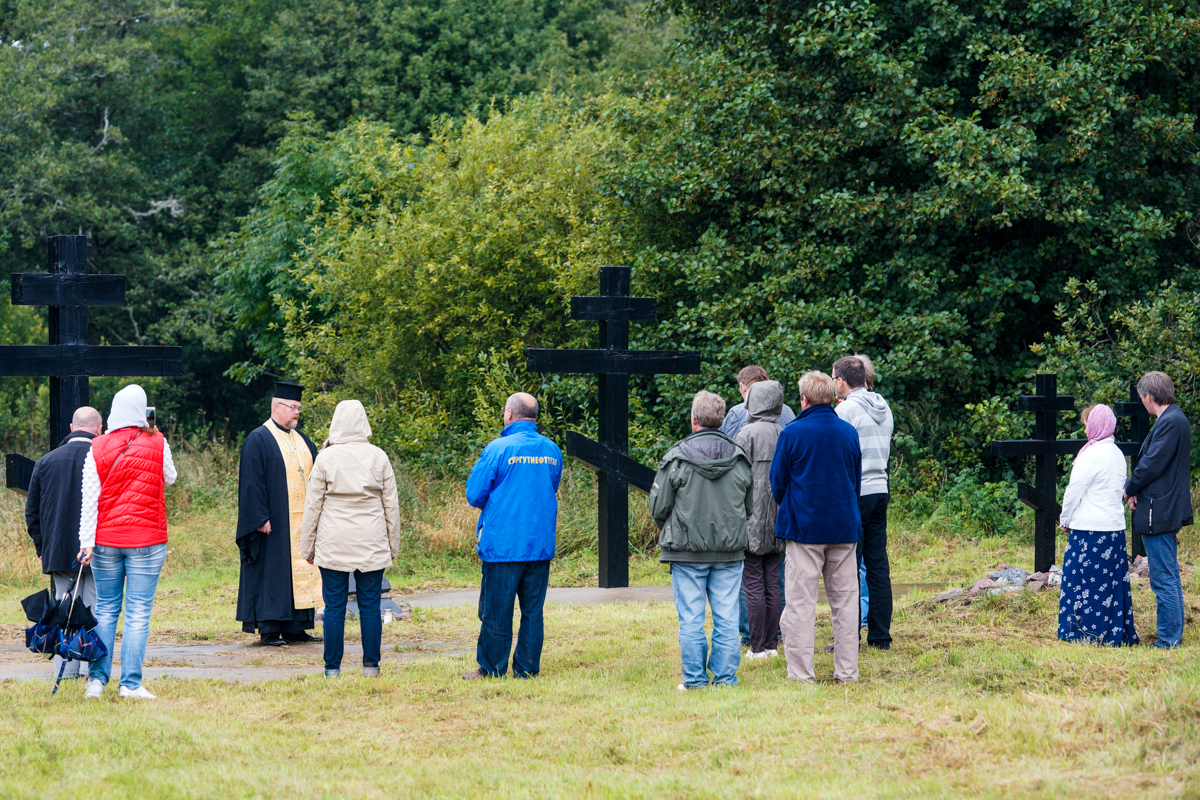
[1059,438,1127,532]
[300,400,400,573]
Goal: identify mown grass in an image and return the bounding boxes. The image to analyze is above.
[1,448,1198,797]
[0,593,1197,798]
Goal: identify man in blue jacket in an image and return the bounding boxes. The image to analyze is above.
[463,392,563,679]
[770,371,862,684]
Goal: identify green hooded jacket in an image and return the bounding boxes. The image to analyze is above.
[649,429,754,564]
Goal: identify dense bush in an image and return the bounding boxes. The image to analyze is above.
[609,0,1200,436]
[229,94,634,458]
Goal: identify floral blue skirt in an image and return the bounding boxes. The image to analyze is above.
[1058,529,1139,646]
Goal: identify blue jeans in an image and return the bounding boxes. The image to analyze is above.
[671,561,743,688]
[88,544,167,689]
[319,567,383,671]
[477,560,550,677]
[859,561,869,627]
[1143,531,1184,648]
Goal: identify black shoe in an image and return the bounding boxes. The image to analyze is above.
[867,641,891,651]
[281,632,323,643]
[260,634,285,647]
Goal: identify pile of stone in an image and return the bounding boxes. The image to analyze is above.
[932,563,1062,605]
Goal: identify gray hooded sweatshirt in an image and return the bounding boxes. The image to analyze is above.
[834,388,893,496]
[733,381,786,556]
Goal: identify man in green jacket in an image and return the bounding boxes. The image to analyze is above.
[650,390,754,690]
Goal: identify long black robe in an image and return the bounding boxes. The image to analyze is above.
[235,420,319,634]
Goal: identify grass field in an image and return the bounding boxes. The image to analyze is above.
[0,454,1197,798]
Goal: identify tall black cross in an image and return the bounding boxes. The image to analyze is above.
[527,266,700,587]
[3,235,183,494]
[990,374,1147,572]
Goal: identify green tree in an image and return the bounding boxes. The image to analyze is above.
[242,0,677,140]
[257,95,631,452]
[609,0,1200,444]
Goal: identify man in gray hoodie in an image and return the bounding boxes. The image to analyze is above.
[833,355,895,649]
[650,391,754,690]
[733,380,786,658]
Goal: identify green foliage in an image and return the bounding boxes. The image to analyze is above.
[267,94,632,440]
[1035,277,1200,468]
[609,0,1200,433]
[0,0,674,443]
[243,0,677,139]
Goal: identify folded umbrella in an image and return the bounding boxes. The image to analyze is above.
[21,563,107,694]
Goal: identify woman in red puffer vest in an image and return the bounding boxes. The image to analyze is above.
[78,384,176,701]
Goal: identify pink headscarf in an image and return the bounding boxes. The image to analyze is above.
[1079,404,1116,454]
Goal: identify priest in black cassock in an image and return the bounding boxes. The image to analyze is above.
[236,382,324,645]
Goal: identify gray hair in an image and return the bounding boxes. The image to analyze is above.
[1137,371,1176,406]
[853,353,876,390]
[691,390,726,429]
[797,371,836,406]
[506,392,539,420]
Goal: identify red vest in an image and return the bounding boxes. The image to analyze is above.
[93,428,168,548]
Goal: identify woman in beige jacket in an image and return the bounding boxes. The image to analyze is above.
[301,400,400,677]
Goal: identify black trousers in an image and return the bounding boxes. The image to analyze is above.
[856,493,892,647]
[742,551,782,653]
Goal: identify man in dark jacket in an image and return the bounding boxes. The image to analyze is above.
[650,391,753,690]
[24,406,103,678]
[770,371,862,684]
[1124,371,1193,648]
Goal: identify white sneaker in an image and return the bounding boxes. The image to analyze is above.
[677,683,686,691]
[84,679,104,700]
[118,685,157,700]
[745,650,769,660]
[765,649,778,658]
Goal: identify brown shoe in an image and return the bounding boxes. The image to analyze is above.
[462,669,487,680]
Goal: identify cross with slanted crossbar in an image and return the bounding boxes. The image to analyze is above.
[3,235,182,494]
[989,373,1149,572]
[527,266,700,587]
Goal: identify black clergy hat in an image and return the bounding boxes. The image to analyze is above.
[273,382,304,402]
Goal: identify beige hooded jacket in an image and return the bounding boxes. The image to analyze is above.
[300,400,400,573]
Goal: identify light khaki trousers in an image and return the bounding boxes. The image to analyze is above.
[781,540,859,684]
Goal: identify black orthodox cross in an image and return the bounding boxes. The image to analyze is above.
[3,235,183,494]
[527,266,700,587]
[989,374,1148,572]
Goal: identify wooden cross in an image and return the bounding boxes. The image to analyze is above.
[527,266,700,587]
[989,373,1148,572]
[3,235,183,494]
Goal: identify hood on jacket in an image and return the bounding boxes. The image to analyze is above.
[745,380,783,424]
[845,388,891,424]
[671,430,745,479]
[107,384,148,432]
[324,400,372,447]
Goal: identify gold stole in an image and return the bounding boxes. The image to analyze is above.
[264,421,322,609]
